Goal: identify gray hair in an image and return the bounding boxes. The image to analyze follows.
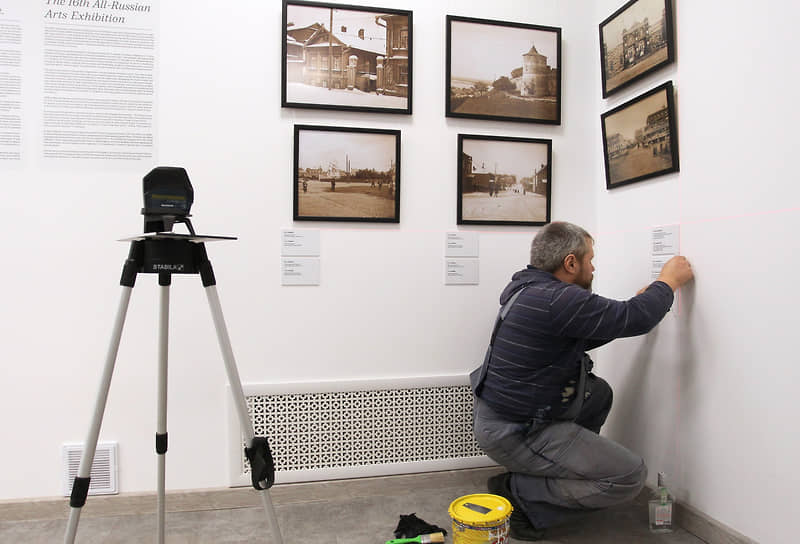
[530,222,594,272]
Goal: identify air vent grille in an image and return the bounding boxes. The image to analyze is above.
[62,442,118,496]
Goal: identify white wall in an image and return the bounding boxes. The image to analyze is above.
[592,2,800,543]
[5,2,794,542]
[0,0,596,501]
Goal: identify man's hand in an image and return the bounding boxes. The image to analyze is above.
[657,256,694,291]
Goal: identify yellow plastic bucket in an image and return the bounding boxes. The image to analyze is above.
[448,493,512,544]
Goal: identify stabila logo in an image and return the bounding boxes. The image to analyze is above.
[153,264,185,272]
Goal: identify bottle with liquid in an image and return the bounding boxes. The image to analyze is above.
[648,472,673,533]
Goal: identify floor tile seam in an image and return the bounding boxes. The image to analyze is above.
[0,489,474,522]
[0,504,282,522]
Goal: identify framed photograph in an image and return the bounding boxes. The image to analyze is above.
[294,125,400,222]
[457,134,552,226]
[446,16,561,125]
[599,0,675,98]
[601,81,679,189]
[282,0,412,114]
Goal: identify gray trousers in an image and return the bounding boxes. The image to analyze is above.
[473,375,647,529]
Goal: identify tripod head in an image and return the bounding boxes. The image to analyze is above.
[142,167,196,235]
[124,167,236,277]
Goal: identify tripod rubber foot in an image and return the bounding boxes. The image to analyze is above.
[244,437,275,490]
[69,477,91,507]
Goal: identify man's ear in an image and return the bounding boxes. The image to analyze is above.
[563,254,577,274]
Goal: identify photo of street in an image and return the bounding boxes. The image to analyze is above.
[602,82,677,187]
[459,136,551,225]
[295,127,399,222]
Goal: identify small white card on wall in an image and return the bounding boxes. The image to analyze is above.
[281,229,320,256]
[651,225,680,280]
[652,225,679,256]
[445,232,479,257]
[651,254,673,281]
[281,257,320,285]
[445,258,479,285]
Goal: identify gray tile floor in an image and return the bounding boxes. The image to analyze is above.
[0,467,705,543]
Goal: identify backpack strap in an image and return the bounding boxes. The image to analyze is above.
[470,286,527,397]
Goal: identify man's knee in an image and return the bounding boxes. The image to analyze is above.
[609,458,647,503]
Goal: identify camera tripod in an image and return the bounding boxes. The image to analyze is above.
[64,234,283,544]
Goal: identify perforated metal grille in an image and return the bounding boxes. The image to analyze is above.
[243,385,483,473]
[62,442,118,496]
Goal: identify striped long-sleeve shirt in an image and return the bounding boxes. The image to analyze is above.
[478,266,674,422]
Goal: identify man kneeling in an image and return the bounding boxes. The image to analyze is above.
[471,222,693,540]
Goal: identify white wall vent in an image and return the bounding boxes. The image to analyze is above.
[228,376,494,485]
[62,441,119,496]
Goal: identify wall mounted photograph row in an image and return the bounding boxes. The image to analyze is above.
[283,0,676,211]
[292,125,552,226]
[599,0,678,189]
[281,0,562,124]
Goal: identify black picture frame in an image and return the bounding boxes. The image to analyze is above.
[446,15,561,125]
[599,0,675,98]
[601,81,679,189]
[282,0,412,114]
[294,125,401,222]
[457,134,552,226]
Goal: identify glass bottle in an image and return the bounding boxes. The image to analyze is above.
[648,472,673,533]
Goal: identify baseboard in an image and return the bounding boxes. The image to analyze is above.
[674,499,758,544]
[642,486,758,544]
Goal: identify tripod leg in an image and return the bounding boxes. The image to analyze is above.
[156,273,170,544]
[203,284,284,544]
[64,286,134,544]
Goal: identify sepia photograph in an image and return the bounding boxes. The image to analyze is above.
[599,0,674,98]
[457,134,551,225]
[601,81,678,189]
[282,0,412,114]
[294,125,400,222]
[446,16,561,125]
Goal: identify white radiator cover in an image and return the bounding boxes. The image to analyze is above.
[227,375,494,485]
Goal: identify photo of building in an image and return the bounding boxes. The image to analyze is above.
[284,4,410,110]
[448,17,560,123]
[600,0,671,95]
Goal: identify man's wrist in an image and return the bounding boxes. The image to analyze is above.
[656,276,678,291]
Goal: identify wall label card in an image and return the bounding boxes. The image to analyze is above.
[651,224,680,280]
[445,231,479,257]
[281,229,320,256]
[651,254,672,282]
[281,257,320,285]
[445,258,479,285]
[652,224,680,256]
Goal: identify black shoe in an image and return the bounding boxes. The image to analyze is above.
[487,472,546,541]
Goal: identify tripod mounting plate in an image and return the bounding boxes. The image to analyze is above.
[119,233,237,243]
[119,233,237,278]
